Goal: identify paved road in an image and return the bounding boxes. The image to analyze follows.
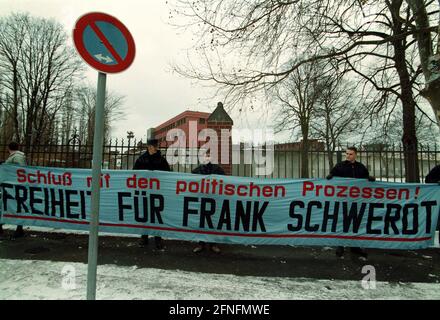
[0,229,439,284]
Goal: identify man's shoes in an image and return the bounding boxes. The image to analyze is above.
[335,246,344,257]
[154,237,164,251]
[210,245,221,254]
[11,227,25,240]
[350,247,368,259]
[193,245,204,253]
[139,235,149,246]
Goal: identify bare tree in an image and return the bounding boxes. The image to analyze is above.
[58,90,75,145]
[310,74,364,169]
[170,0,440,181]
[74,85,126,145]
[364,104,440,147]
[0,13,27,143]
[0,13,83,151]
[274,61,322,178]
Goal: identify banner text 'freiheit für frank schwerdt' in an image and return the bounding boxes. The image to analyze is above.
[1,165,439,249]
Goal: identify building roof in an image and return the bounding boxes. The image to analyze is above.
[207,102,233,124]
[154,110,210,131]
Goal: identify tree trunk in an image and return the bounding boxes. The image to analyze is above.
[12,67,21,143]
[394,40,420,182]
[401,104,419,182]
[421,76,440,127]
[300,138,310,178]
[389,0,420,182]
[327,149,334,170]
[325,112,335,169]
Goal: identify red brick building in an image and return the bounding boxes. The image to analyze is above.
[153,111,210,148]
[149,102,234,175]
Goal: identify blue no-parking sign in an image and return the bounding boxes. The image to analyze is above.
[73,12,135,73]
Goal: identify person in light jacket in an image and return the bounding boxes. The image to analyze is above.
[1,142,27,239]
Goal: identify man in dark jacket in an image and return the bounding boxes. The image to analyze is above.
[191,150,224,254]
[425,164,440,244]
[327,146,375,259]
[133,138,171,250]
[425,165,440,184]
[0,160,4,239]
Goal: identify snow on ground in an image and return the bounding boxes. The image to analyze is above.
[0,258,439,300]
[1,226,439,300]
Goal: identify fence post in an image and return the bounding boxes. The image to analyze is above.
[336,150,342,164]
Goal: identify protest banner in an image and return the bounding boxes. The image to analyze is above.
[1,164,439,249]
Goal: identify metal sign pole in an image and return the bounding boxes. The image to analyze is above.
[86,71,107,300]
[74,12,135,300]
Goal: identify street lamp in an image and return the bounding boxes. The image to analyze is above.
[68,128,81,146]
[68,128,81,167]
[126,131,135,170]
[127,131,134,142]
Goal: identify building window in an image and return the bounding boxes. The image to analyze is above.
[199,118,205,124]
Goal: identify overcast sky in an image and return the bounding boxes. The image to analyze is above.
[0,0,279,142]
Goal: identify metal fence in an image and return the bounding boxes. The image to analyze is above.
[232,146,440,182]
[1,141,439,182]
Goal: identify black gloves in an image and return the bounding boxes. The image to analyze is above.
[326,174,333,180]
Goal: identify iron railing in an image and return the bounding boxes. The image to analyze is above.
[0,141,439,182]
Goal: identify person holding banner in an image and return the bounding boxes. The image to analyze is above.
[425,165,440,184]
[425,164,440,244]
[0,142,27,239]
[133,138,171,250]
[191,150,224,254]
[326,146,375,259]
[0,160,3,239]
